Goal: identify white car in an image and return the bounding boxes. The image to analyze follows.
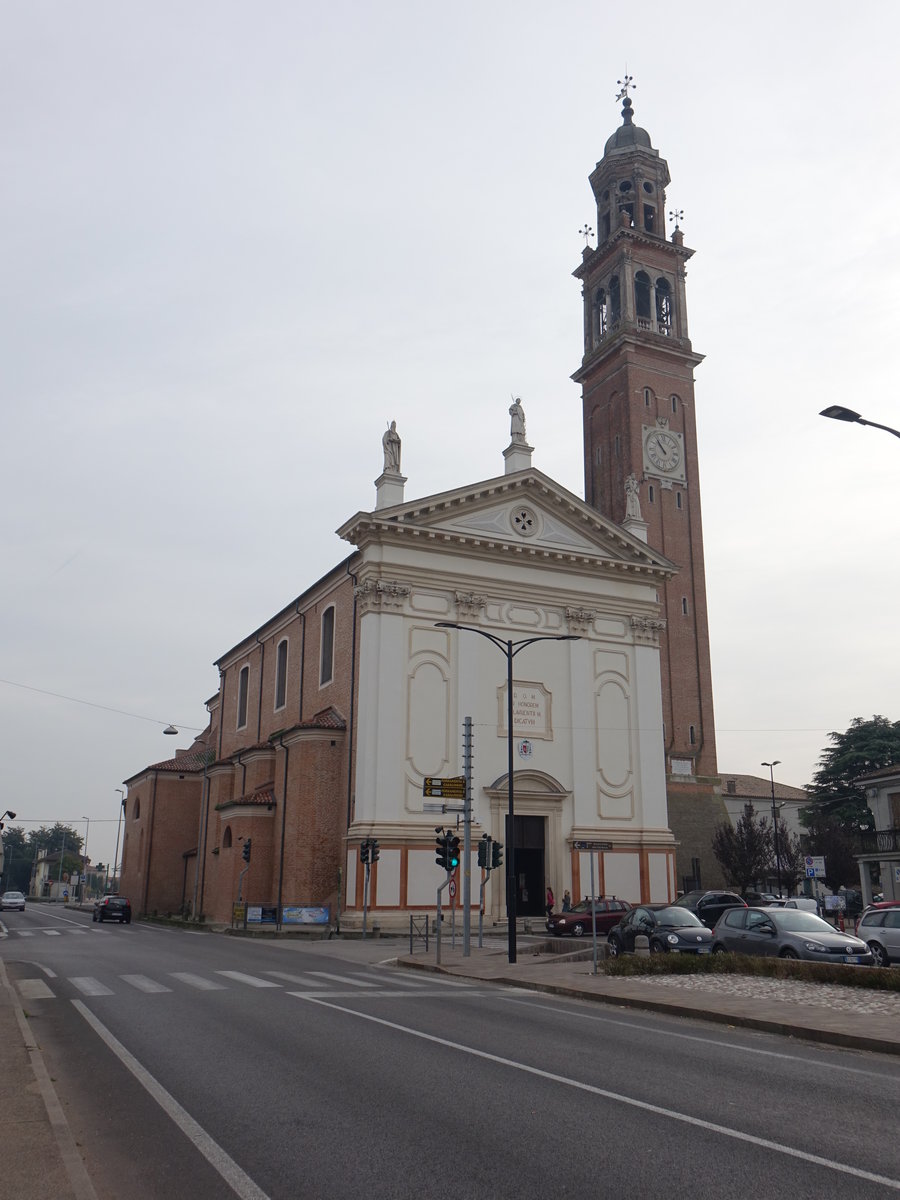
[0,890,26,911]
[783,897,818,912]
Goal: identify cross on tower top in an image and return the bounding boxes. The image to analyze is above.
[615,73,636,102]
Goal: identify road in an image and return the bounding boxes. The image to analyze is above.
[2,903,900,1199]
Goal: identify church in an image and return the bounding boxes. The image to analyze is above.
[120,89,726,928]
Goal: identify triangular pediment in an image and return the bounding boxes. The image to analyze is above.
[337,468,674,576]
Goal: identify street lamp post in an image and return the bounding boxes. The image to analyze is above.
[436,622,579,964]
[762,760,782,897]
[81,816,90,901]
[112,789,125,893]
[820,406,900,440]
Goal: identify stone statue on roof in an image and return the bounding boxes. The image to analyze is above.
[625,473,642,520]
[382,420,401,473]
[509,397,527,444]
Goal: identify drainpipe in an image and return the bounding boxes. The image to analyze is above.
[273,732,290,930]
[256,634,266,742]
[298,607,306,723]
[345,564,359,829]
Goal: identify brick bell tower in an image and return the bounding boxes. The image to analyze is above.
[572,81,725,890]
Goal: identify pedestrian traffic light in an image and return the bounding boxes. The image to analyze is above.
[242,838,252,863]
[477,835,490,869]
[370,839,380,864]
[434,830,448,870]
[360,840,370,865]
[491,840,503,870]
[448,833,460,871]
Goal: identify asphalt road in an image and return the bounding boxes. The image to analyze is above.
[3,905,900,1199]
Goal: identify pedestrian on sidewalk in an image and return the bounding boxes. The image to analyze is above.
[562,890,571,912]
[546,886,555,918]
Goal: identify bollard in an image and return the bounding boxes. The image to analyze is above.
[635,934,650,957]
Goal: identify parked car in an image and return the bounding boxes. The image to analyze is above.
[547,897,631,937]
[855,900,900,937]
[607,905,714,956]
[743,891,779,905]
[93,894,132,924]
[856,906,900,966]
[0,890,26,912]
[783,897,818,913]
[672,890,747,929]
[711,906,873,964]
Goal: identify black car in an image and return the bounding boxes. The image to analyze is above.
[607,904,714,956]
[93,894,132,924]
[672,889,747,929]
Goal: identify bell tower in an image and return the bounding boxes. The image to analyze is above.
[572,83,723,888]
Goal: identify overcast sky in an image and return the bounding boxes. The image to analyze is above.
[3,1,899,872]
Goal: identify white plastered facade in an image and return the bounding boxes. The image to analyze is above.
[339,466,677,927]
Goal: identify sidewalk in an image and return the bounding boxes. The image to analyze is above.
[396,940,900,1057]
[0,957,96,1200]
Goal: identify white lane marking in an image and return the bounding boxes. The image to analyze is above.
[37,963,57,978]
[290,990,495,1000]
[294,995,900,1191]
[17,978,55,999]
[263,971,328,987]
[70,978,114,996]
[306,971,377,987]
[17,930,35,937]
[43,930,62,936]
[502,996,900,1082]
[72,1000,270,1200]
[120,975,173,994]
[215,971,281,989]
[169,973,227,991]
[366,973,429,988]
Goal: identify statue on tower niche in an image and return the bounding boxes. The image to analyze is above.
[382,420,401,473]
[624,473,642,520]
[509,397,527,444]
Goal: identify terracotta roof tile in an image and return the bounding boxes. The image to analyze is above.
[215,785,276,812]
[719,773,809,802]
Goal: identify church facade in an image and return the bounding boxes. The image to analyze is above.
[120,90,725,926]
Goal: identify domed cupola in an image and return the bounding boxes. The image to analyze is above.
[603,95,654,155]
[588,81,670,246]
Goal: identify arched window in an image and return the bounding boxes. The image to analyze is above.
[635,271,651,323]
[237,665,250,729]
[320,606,335,686]
[133,798,141,820]
[656,278,672,334]
[594,288,608,340]
[275,638,288,710]
[223,826,232,849]
[609,276,621,325]
[689,725,697,745]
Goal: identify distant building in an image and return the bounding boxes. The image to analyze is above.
[856,765,900,905]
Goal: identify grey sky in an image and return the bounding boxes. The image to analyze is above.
[3,1,899,870]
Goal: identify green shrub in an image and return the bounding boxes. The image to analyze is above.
[604,953,900,991]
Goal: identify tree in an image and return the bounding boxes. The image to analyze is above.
[712,804,773,895]
[803,812,859,892]
[776,829,805,897]
[0,826,30,892]
[804,715,900,834]
[26,823,84,857]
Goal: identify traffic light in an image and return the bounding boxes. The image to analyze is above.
[491,840,503,870]
[477,835,489,869]
[370,839,380,864]
[435,830,449,871]
[242,838,252,863]
[360,840,370,865]
[448,833,460,871]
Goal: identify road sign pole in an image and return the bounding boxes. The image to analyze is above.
[462,717,473,957]
[590,852,598,975]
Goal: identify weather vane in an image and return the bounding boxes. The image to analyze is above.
[668,207,684,231]
[579,223,594,247]
[616,73,636,102]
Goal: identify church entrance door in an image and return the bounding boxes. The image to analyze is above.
[508,814,545,917]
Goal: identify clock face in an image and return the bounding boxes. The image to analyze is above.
[646,430,681,472]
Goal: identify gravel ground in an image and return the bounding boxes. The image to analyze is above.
[634,972,900,1016]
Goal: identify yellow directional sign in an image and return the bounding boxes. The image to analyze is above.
[423,776,466,799]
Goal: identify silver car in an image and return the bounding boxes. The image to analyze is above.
[857,907,900,967]
[0,890,26,912]
[711,906,873,965]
